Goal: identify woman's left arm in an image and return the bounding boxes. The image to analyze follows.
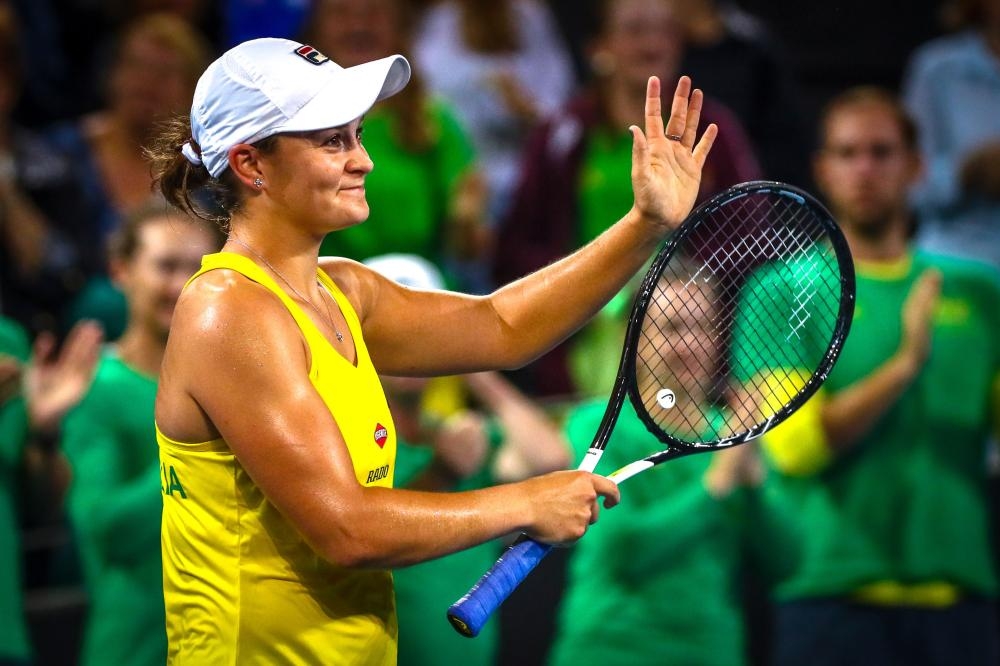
[348,76,716,376]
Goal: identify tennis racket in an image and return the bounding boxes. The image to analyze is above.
[447,180,855,637]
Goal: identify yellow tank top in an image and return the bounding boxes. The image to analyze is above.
[157,252,398,665]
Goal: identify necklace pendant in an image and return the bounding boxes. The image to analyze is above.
[336,331,344,342]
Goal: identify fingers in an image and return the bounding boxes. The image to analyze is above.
[915,268,943,295]
[592,473,620,509]
[60,320,104,371]
[31,331,56,366]
[630,124,648,179]
[644,75,665,139]
[693,123,719,168]
[681,87,703,147]
[644,74,717,166]
[664,75,691,141]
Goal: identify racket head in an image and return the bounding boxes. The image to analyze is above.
[621,180,855,454]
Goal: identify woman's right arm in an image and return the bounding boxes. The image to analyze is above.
[159,275,619,569]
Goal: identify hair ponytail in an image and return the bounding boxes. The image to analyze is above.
[146,113,238,231]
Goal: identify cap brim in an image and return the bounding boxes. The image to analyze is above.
[278,55,410,133]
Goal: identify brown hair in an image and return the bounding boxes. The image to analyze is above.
[111,12,213,92]
[817,86,919,151]
[144,113,279,230]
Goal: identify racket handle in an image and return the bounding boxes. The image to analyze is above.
[447,537,553,637]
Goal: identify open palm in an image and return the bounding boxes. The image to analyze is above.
[630,76,717,234]
[24,321,103,432]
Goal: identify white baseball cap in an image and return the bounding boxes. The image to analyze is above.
[182,38,410,178]
[363,254,446,291]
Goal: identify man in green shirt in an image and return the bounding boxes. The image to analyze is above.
[755,87,1000,665]
[60,203,220,666]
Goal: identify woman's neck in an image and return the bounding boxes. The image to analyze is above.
[225,221,324,296]
[842,219,911,264]
[115,325,166,379]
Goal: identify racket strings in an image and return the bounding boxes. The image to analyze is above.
[634,191,845,445]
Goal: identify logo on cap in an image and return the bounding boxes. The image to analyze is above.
[294,45,329,65]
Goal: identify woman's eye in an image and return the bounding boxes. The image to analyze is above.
[325,134,343,147]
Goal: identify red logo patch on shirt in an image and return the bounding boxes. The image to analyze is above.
[374,424,388,448]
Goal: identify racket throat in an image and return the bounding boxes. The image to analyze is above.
[606,459,655,484]
[578,447,604,473]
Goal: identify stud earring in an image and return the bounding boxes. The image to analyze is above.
[253,177,264,189]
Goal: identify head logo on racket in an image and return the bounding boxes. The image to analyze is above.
[656,388,676,409]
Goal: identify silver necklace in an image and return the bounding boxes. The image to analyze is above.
[229,235,344,342]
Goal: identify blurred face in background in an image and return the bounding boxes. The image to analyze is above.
[108,17,206,135]
[595,0,684,90]
[814,101,920,237]
[309,0,399,67]
[637,278,718,405]
[113,216,218,340]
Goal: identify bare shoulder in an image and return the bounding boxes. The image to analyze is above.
[171,269,299,341]
[318,255,385,320]
[164,269,309,387]
[158,268,311,439]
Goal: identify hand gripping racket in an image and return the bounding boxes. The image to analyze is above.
[447,180,856,637]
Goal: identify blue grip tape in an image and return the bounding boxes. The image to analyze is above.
[447,538,553,637]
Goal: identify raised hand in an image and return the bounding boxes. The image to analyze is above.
[898,268,941,372]
[431,410,491,481]
[629,76,717,234]
[24,320,103,433]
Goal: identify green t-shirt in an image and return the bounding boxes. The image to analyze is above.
[729,244,845,386]
[549,399,753,666]
[756,252,1000,600]
[565,129,637,398]
[61,350,164,666]
[576,127,634,248]
[392,436,499,666]
[0,316,32,660]
[319,100,475,280]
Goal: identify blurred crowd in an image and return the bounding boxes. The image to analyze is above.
[1,0,998,664]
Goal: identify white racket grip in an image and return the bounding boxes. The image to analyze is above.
[447,538,553,637]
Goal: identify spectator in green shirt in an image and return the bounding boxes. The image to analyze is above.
[303,0,492,292]
[1,317,102,665]
[755,87,1000,666]
[60,202,221,666]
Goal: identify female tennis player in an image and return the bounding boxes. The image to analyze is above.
[147,37,715,664]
